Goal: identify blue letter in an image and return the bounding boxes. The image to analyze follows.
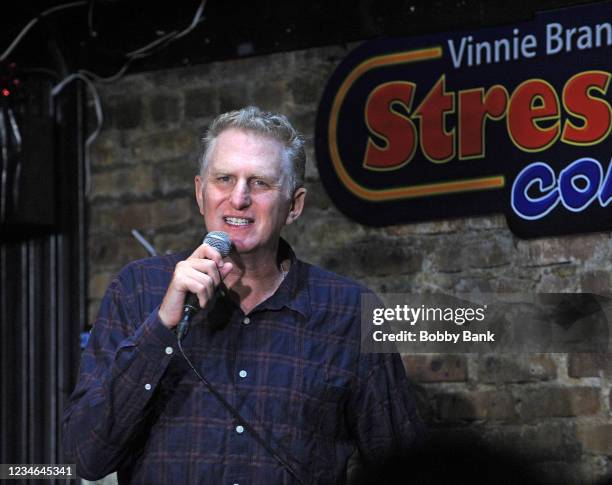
[511,162,560,220]
[559,157,602,212]
[598,159,612,207]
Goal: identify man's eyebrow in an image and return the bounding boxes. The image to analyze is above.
[208,169,230,176]
[207,167,283,182]
[251,172,279,180]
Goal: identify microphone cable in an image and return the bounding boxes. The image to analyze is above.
[176,337,310,485]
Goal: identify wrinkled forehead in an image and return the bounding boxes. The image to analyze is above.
[207,128,290,179]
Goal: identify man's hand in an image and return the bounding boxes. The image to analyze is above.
[158,244,233,329]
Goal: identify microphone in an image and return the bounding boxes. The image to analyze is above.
[176,231,232,341]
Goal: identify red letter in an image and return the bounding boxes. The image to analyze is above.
[363,81,417,170]
[458,85,507,159]
[507,79,560,152]
[414,75,455,163]
[561,71,611,145]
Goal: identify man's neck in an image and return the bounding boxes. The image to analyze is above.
[223,247,288,314]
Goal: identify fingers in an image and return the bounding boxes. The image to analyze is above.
[180,258,222,288]
[181,266,215,307]
[220,261,233,279]
[159,251,231,329]
[190,243,224,267]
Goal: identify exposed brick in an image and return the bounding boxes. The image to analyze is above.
[451,276,494,293]
[130,129,199,163]
[359,274,419,295]
[519,387,600,419]
[483,423,582,462]
[114,203,155,232]
[89,271,114,299]
[302,183,332,211]
[156,158,199,197]
[88,202,125,234]
[537,265,580,292]
[402,354,467,382]
[320,236,422,278]
[251,80,288,111]
[87,298,101,326]
[568,353,612,378]
[286,109,317,141]
[88,234,148,270]
[576,424,612,455]
[288,67,328,105]
[91,165,155,200]
[488,276,537,292]
[153,229,202,255]
[284,213,367,264]
[465,236,513,269]
[435,390,518,422]
[431,243,464,273]
[105,95,143,130]
[303,148,320,181]
[184,85,218,119]
[90,198,195,238]
[478,354,557,383]
[218,82,249,113]
[580,270,612,294]
[464,215,507,230]
[517,234,610,267]
[383,219,463,236]
[149,93,182,126]
[90,134,123,167]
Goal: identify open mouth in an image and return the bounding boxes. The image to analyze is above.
[224,216,252,226]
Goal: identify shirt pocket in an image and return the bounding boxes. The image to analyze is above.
[295,364,349,437]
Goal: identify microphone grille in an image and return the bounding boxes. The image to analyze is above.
[203,231,232,257]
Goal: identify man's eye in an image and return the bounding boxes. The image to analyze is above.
[217,176,231,183]
[252,179,268,187]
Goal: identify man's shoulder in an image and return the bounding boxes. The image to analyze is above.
[297,259,376,302]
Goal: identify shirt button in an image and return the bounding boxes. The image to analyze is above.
[242,317,250,325]
[144,383,151,391]
[165,346,174,355]
[238,370,247,378]
[235,425,244,434]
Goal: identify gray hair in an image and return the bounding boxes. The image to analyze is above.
[199,106,306,194]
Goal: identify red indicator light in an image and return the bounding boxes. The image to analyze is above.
[1,89,9,97]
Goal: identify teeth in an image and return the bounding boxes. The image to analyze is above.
[225,217,251,226]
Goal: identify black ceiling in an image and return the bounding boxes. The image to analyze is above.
[0,0,598,81]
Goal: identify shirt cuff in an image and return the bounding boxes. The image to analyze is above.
[128,306,178,364]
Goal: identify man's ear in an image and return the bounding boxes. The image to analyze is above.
[194,175,205,215]
[285,187,307,225]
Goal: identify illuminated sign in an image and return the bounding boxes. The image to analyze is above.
[315,2,611,238]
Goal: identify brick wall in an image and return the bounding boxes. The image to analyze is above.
[87,45,611,483]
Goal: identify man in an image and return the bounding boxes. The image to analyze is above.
[63,106,424,484]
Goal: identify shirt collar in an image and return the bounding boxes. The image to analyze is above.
[254,238,311,318]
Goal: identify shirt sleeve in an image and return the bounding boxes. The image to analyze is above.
[62,270,177,480]
[347,349,426,467]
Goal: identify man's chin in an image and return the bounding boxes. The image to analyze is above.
[228,237,256,255]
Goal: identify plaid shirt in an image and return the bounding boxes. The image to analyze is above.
[63,241,424,484]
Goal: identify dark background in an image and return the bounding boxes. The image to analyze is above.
[1,0,599,79]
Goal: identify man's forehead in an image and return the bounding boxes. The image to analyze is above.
[207,128,288,176]
[216,127,282,151]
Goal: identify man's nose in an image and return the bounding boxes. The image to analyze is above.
[229,180,251,209]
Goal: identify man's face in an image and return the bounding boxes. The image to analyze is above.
[195,128,305,257]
